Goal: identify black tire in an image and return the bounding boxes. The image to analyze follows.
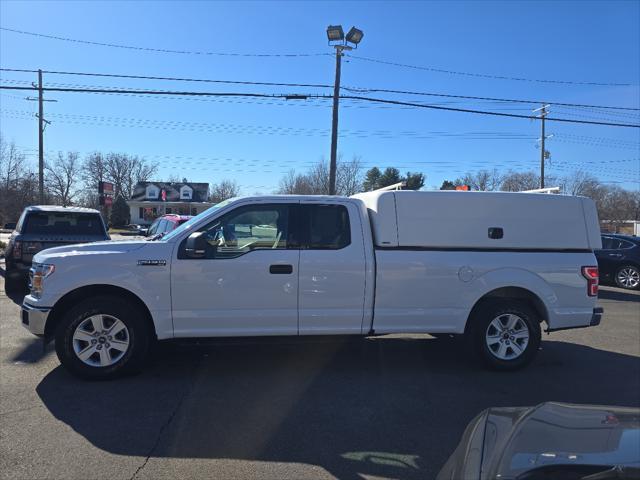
[614,265,640,290]
[54,296,150,380]
[466,300,541,371]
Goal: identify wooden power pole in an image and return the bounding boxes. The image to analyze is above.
[534,104,550,189]
[27,70,54,204]
[37,69,44,203]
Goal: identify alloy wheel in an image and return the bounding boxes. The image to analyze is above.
[485,313,530,361]
[617,267,640,289]
[72,314,130,367]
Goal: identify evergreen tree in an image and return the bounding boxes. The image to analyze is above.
[363,167,382,191]
[110,195,130,227]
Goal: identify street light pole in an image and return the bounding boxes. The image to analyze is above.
[326,25,363,195]
[329,46,343,196]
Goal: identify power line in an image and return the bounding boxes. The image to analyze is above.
[2,84,638,128]
[343,87,640,112]
[0,109,541,140]
[341,95,640,128]
[0,27,329,58]
[345,54,634,87]
[2,67,638,111]
[1,27,631,86]
[0,68,333,89]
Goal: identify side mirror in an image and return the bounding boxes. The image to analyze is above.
[185,231,208,259]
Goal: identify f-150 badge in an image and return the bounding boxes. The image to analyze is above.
[137,260,167,266]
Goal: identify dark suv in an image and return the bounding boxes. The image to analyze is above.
[595,234,640,290]
[4,206,109,291]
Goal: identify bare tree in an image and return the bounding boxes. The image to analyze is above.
[94,153,158,199]
[456,169,502,191]
[500,171,542,192]
[277,156,364,196]
[45,152,81,206]
[0,136,38,224]
[0,135,27,192]
[560,170,601,196]
[337,155,364,195]
[278,170,314,194]
[210,179,240,203]
[125,156,158,198]
[598,186,638,232]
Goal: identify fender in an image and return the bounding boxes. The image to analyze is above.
[31,242,174,340]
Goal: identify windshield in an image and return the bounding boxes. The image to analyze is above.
[160,199,235,242]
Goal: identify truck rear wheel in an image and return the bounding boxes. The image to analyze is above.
[54,296,150,380]
[467,300,541,370]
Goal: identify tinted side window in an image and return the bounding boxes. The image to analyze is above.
[601,237,615,249]
[619,239,635,250]
[193,204,290,259]
[304,204,351,250]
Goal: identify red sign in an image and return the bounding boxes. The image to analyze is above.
[456,185,470,191]
[99,181,115,206]
[98,181,114,195]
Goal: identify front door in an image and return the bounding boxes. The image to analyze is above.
[171,202,299,337]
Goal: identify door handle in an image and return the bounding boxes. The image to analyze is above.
[269,264,293,274]
[608,253,623,257]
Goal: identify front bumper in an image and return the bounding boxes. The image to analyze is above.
[21,302,51,336]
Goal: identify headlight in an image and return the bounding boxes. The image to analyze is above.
[30,264,55,298]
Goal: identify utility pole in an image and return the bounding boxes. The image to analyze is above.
[37,69,44,203]
[326,25,364,195]
[27,69,54,204]
[534,104,550,189]
[329,46,343,196]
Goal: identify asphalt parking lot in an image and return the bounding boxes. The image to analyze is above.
[0,267,638,480]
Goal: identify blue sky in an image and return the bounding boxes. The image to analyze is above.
[1,0,638,193]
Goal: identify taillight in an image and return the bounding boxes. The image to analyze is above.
[582,266,599,297]
[12,240,22,258]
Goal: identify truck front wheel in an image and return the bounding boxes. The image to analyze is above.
[55,296,150,380]
[467,300,541,370]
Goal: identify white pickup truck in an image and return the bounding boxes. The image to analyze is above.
[20,191,603,379]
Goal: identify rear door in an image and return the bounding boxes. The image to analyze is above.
[298,202,367,334]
